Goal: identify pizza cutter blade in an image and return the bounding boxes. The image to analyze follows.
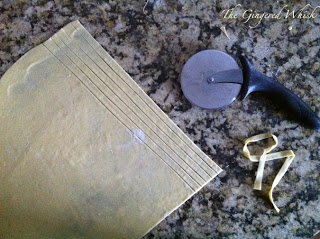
[180,50,320,131]
[180,50,242,109]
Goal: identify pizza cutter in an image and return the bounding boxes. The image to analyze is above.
[180,50,320,130]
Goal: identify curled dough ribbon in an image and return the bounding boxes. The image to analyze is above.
[243,133,295,213]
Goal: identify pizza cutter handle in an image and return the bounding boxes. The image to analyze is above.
[240,56,320,131]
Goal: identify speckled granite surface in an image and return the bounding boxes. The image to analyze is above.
[0,0,319,238]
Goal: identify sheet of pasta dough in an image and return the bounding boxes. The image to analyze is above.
[0,21,222,239]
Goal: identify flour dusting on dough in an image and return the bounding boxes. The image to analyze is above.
[119,128,145,148]
[133,128,145,142]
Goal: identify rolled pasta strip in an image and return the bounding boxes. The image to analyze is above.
[243,133,278,190]
[243,133,295,213]
[268,150,295,213]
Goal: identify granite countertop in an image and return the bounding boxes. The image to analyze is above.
[0,0,319,238]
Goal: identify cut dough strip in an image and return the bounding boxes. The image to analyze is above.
[243,133,295,213]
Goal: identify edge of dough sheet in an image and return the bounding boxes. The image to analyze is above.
[0,20,222,239]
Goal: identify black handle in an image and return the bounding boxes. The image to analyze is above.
[239,56,320,131]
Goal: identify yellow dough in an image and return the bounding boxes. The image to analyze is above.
[243,133,295,213]
[0,21,222,238]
